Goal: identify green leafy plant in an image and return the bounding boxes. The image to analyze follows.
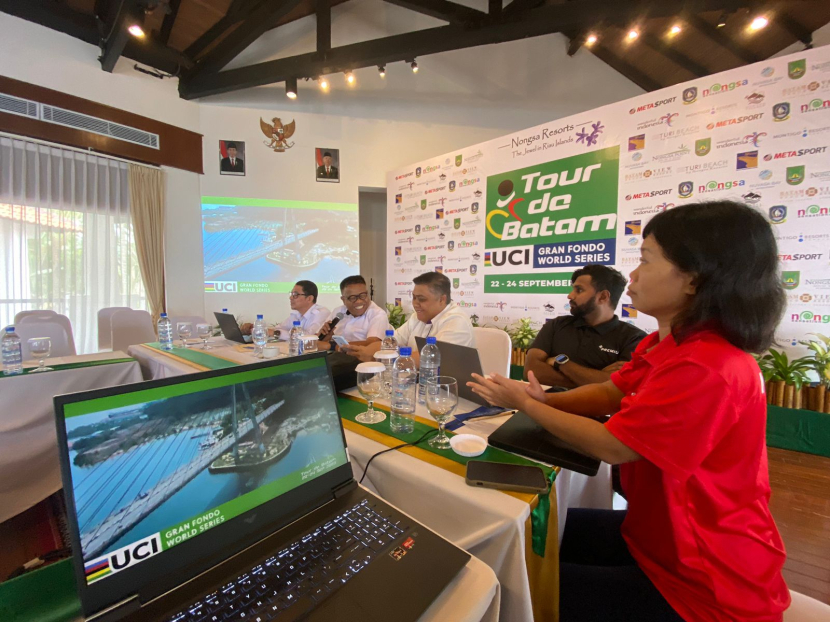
[506,318,538,351]
[799,333,830,388]
[756,348,812,391]
[385,303,406,329]
[469,314,480,327]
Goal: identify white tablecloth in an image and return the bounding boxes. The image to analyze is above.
[0,351,143,523]
[129,341,612,621]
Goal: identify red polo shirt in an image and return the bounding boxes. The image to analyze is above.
[607,330,789,622]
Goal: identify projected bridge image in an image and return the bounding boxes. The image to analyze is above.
[67,369,346,561]
[202,203,358,283]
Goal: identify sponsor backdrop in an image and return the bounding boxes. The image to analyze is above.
[387,46,830,358]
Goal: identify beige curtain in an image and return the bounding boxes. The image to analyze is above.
[129,164,166,321]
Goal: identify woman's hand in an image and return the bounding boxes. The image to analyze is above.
[525,371,547,403]
[467,373,533,410]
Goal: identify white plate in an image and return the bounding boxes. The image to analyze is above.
[450,434,487,457]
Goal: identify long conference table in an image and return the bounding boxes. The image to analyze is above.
[128,338,614,622]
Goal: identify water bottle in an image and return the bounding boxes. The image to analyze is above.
[381,330,397,351]
[253,314,265,354]
[2,326,23,376]
[418,336,441,404]
[390,347,417,434]
[289,321,303,356]
[158,313,173,351]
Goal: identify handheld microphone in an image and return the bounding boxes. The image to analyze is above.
[320,312,346,339]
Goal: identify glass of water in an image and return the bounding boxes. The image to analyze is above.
[196,323,213,350]
[177,322,192,347]
[356,362,386,424]
[252,325,267,358]
[28,337,54,372]
[426,376,458,450]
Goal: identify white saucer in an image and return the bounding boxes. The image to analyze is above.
[450,434,487,457]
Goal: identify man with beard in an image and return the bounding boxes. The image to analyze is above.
[524,265,646,389]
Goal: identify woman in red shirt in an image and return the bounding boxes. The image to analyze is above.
[469,201,790,621]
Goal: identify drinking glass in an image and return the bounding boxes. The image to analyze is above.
[28,337,54,372]
[426,376,458,449]
[177,322,192,347]
[196,323,213,350]
[252,326,267,358]
[356,362,386,424]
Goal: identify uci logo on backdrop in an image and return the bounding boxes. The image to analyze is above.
[484,146,620,250]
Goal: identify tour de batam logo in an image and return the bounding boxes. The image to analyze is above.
[485,146,619,251]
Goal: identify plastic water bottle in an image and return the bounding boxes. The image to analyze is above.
[253,314,265,354]
[2,326,23,375]
[418,336,441,404]
[381,330,397,351]
[289,321,303,356]
[158,313,173,351]
[390,347,417,434]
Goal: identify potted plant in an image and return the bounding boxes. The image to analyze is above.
[505,318,538,366]
[385,303,406,330]
[756,348,812,409]
[800,334,830,413]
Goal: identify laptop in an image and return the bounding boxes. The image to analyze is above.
[413,337,487,406]
[488,412,601,477]
[54,353,469,622]
[213,311,250,344]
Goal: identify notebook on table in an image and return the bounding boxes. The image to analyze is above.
[54,353,468,622]
[213,311,250,345]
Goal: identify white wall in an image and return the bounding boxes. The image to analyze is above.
[0,9,647,330]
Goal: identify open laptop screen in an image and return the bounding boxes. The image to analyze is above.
[59,356,348,588]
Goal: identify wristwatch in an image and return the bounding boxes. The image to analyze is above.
[553,354,570,372]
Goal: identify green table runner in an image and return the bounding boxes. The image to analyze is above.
[1,357,134,379]
[142,342,239,369]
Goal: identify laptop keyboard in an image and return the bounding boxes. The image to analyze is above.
[166,499,409,622]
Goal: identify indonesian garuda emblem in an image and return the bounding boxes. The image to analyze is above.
[259,117,296,152]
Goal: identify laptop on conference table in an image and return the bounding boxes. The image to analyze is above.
[213,311,252,345]
[53,353,468,622]
[413,337,487,406]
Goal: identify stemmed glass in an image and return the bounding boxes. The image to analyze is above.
[177,322,192,348]
[28,337,54,372]
[426,376,458,449]
[196,323,213,350]
[252,325,267,358]
[356,362,387,424]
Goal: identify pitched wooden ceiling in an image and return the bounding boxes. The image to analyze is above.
[2,0,829,100]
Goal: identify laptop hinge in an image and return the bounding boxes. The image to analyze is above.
[87,594,140,622]
[333,479,357,499]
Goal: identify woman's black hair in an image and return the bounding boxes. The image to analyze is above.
[642,200,785,353]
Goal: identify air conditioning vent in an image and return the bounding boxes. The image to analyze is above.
[0,93,39,119]
[40,104,160,149]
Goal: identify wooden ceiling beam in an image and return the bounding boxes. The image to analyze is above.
[639,31,710,78]
[185,0,306,76]
[589,42,663,92]
[502,0,544,20]
[775,12,813,46]
[100,0,141,72]
[184,0,253,58]
[684,13,762,64]
[159,0,182,44]
[381,0,487,26]
[317,0,331,53]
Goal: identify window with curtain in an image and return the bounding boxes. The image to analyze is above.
[0,135,147,353]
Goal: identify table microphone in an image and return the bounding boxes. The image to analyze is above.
[320,311,347,339]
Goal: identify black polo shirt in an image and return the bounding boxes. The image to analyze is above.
[529,315,647,370]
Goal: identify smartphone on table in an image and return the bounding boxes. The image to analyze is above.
[465,460,548,494]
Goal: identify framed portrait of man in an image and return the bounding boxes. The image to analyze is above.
[315,148,340,183]
[220,140,245,176]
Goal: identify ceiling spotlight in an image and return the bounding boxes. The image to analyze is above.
[749,16,769,31]
[379,65,386,78]
[319,77,329,91]
[411,60,418,73]
[586,34,598,46]
[669,24,682,36]
[285,77,297,99]
[345,72,355,85]
[128,24,145,38]
[627,29,639,41]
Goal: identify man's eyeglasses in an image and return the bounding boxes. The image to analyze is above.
[289,292,311,299]
[345,292,369,303]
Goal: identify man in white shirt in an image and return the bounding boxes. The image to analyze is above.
[240,280,329,339]
[348,271,475,364]
[319,275,390,350]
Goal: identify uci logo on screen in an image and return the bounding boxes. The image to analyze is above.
[212,281,238,292]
